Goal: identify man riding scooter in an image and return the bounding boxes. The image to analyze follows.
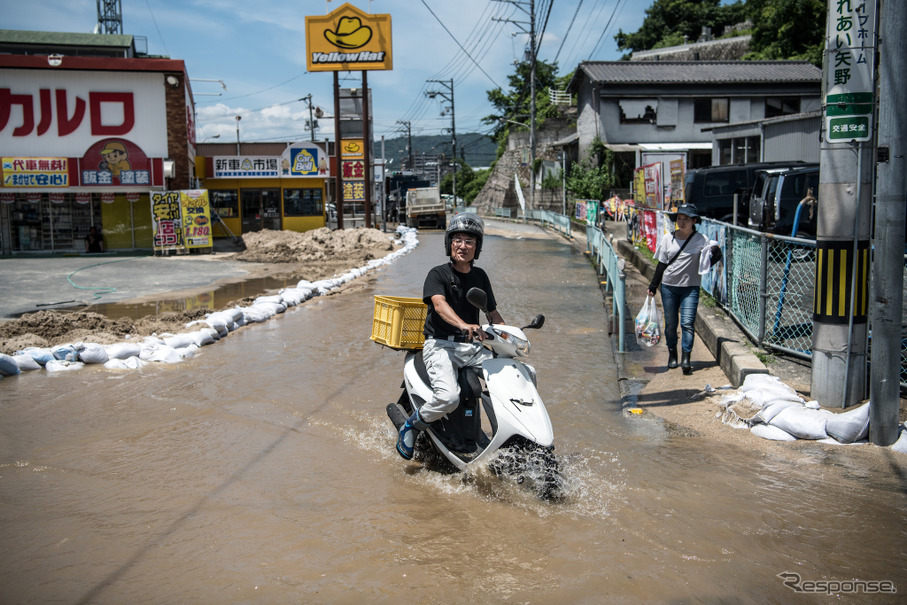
[396,213,505,460]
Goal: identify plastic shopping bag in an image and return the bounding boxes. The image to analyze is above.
[634,295,661,347]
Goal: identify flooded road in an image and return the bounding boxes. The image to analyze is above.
[1,229,905,603]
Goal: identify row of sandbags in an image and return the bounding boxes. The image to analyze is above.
[719,373,907,453]
[0,226,419,379]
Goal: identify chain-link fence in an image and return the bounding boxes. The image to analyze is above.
[700,218,907,390]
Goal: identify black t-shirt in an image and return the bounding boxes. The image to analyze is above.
[422,262,497,338]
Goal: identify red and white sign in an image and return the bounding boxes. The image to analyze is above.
[0,69,168,157]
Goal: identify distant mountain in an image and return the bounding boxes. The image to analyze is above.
[376,133,497,170]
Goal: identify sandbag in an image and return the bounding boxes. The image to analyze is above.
[75,342,109,365]
[739,374,803,407]
[45,360,84,372]
[12,353,42,372]
[139,342,183,364]
[51,344,79,362]
[190,328,217,347]
[104,356,146,371]
[750,399,801,425]
[164,333,196,349]
[0,353,21,376]
[751,423,797,441]
[242,305,274,323]
[19,347,54,366]
[105,342,142,360]
[768,405,831,440]
[825,402,870,444]
[177,344,200,359]
[891,427,907,454]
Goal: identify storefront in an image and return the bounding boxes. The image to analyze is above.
[0,51,195,254]
[196,141,332,238]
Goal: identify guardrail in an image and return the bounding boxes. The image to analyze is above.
[521,209,572,238]
[585,225,627,351]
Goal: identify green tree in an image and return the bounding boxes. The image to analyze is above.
[615,0,747,56]
[565,139,617,200]
[744,0,825,66]
[482,58,561,149]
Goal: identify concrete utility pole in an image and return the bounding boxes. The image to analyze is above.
[812,0,877,407]
[495,0,537,214]
[396,120,413,171]
[426,79,457,203]
[869,0,905,445]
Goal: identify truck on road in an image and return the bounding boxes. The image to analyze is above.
[405,187,447,229]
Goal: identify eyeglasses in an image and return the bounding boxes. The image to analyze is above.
[451,237,477,247]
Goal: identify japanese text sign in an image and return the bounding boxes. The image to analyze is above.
[825,0,877,142]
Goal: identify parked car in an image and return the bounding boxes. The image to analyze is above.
[748,165,820,236]
[683,162,806,224]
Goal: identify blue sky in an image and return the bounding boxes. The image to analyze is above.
[3,0,650,145]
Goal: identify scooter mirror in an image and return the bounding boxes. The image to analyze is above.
[523,314,545,330]
[466,287,488,312]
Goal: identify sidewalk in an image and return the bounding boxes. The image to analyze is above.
[563,219,813,410]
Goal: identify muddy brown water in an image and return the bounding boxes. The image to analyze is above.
[1,231,905,603]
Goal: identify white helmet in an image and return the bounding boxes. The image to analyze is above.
[445,213,485,259]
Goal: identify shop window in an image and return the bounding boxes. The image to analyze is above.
[694,98,729,123]
[765,96,800,119]
[619,99,657,124]
[210,189,239,218]
[284,188,323,216]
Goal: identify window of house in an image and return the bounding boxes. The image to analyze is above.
[719,139,733,165]
[283,188,323,216]
[619,99,658,123]
[765,97,800,119]
[694,98,729,123]
[210,189,239,218]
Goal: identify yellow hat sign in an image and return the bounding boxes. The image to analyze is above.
[306,3,392,72]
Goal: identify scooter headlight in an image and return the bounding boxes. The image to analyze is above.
[495,328,531,356]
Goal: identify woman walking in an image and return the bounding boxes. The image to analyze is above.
[647,204,720,375]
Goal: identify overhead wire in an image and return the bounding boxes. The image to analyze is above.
[587,0,628,59]
[553,0,584,65]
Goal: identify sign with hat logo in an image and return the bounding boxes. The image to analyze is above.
[306,3,392,72]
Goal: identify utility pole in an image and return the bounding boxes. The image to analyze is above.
[301,94,321,142]
[426,79,457,204]
[813,0,878,407]
[495,0,537,215]
[396,120,413,171]
[869,0,905,445]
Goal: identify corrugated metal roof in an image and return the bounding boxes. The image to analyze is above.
[578,61,821,85]
[0,29,134,48]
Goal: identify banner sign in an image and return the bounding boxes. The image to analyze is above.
[1,157,69,187]
[152,191,183,250]
[305,3,393,72]
[213,156,280,178]
[824,0,877,142]
[151,190,213,252]
[281,142,330,177]
[180,190,212,248]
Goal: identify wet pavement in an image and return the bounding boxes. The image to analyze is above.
[2,225,905,603]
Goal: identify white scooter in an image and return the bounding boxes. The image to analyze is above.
[386,288,562,499]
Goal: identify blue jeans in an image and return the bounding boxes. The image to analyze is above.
[659,284,699,353]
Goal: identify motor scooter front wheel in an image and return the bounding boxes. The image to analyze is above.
[489,437,564,500]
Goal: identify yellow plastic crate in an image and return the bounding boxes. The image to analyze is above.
[371,295,428,350]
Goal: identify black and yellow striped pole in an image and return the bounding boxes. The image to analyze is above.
[813,240,870,324]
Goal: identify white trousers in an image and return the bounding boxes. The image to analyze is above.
[419,337,492,423]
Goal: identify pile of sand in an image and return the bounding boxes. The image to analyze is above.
[235,227,396,264]
[0,227,402,355]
